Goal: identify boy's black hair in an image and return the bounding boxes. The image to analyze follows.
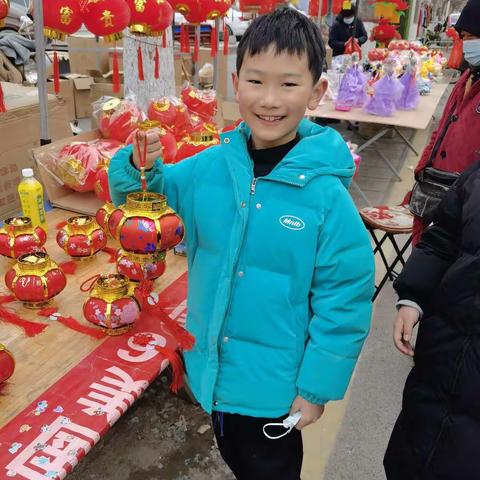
[236,8,326,83]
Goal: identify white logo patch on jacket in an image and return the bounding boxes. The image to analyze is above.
[279,215,305,231]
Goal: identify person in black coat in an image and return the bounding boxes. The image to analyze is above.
[384,160,480,479]
[328,6,368,57]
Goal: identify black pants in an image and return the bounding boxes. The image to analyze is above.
[212,411,303,480]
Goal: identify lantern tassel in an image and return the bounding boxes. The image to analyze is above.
[154,46,160,80]
[0,82,6,113]
[193,33,199,63]
[162,30,167,48]
[53,49,60,95]
[180,25,186,53]
[59,260,77,275]
[223,22,229,56]
[137,46,145,81]
[112,48,121,94]
[0,294,48,337]
[210,27,217,57]
[159,347,185,393]
[102,246,117,263]
[56,221,67,230]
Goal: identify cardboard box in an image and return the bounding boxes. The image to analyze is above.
[67,34,111,75]
[30,130,103,216]
[0,82,72,219]
[47,78,76,120]
[72,76,94,118]
[90,82,124,106]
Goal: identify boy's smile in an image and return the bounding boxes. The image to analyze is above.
[233,45,326,150]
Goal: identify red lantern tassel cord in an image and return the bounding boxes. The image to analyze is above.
[53,49,60,95]
[154,46,160,80]
[0,82,6,113]
[137,46,145,81]
[112,48,121,93]
[162,30,167,48]
[56,221,67,230]
[102,246,117,263]
[193,33,199,63]
[223,20,229,56]
[210,27,218,57]
[0,295,48,337]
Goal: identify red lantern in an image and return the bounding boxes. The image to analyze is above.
[150,0,174,35]
[183,1,208,24]
[56,215,107,261]
[83,274,141,335]
[308,0,342,17]
[0,217,47,260]
[126,0,162,34]
[94,159,111,203]
[108,192,184,254]
[81,0,131,42]
[43,0,83,40]
[0,0,9,28]
[176,122,220,162]
[97,98,143,143]
[5,252,66,308]
[116,249,167,282]
[0,344,15,384]
[96,202,116,232]
[148,97,177,125]
[181,85,217,122]
[202,0,231,20]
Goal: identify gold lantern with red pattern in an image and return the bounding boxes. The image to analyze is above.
[116,249,167,282]
[0,217,47,260]
[0,344,15,384]
[175,122,220,162]
[56,215,107,261]
[5,252,67,308]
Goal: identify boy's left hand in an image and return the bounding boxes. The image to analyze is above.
[289,395,325,430]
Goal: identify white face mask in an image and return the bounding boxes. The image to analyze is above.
[344,16,354,24]
[463,38,480,67]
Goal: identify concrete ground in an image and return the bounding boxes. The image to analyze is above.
[69,85,451,480]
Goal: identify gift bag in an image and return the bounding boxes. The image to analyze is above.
[344,37,362,59]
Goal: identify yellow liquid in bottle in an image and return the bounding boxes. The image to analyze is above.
[18,175,48,233]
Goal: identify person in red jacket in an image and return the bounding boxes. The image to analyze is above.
[411,0,480,245]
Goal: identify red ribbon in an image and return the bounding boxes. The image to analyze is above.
[112,48,121,93]
[137,46,145,81]
[53,49,60,95]
[154,46,160,80]
[210,27,217,57]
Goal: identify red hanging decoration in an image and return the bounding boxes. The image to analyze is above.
[223,21,229,56]
[162,30,167,48]
[112,49,121,93]
[0,295,49,337]
[193,33,199,63]
[137,45,145,81]
[154,46,160,79]
[0,80,6,113]
[102,245,117,263]
[59,260,77,275]
[150,0,174,36]
[210,26,217,57]
[53,49,60,95]
[43,0,83,40]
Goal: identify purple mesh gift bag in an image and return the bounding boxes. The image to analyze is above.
[396,60,420,110]
[365,64,404,117]
[335,64,368,111]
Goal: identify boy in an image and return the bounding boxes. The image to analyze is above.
[109,8,374,479]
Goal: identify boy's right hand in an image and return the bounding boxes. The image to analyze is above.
[393,306,420,357]
[132,131,162,171]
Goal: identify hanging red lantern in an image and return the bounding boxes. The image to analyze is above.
[96,202,116,232]
[203,0,231,20]
[308,0,343,17]
[56,215,107,261]
[108,192,184,254]
[176,122,220,162]
[81,0,131,41]
[126,0,162,34]
[183,2,208,24]
[0,344,15,385]
[0,0,9,29]
[150,0,174,35]
[43,0,83,40]
[116,249,167,282]
[5,252,67,308]
[83,274,141,335]
[239,0,260,12]
[169,0,196,15]
[0,217,47,260]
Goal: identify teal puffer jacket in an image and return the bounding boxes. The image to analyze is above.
[109,119,374,418]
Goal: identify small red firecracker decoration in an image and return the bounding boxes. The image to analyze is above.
[0,343,15,385]
[96,202,116,232]
[181,84,217,121]
[116,249,167,282]
[97,97,143,143]
[56,215,107,261]
[82,273,141,335]
[5,252,66,308]
[108,192,184,254]
[176,122,220,162]
[0,217,47,260]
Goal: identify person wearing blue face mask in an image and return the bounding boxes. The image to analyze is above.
[328,5,368,57]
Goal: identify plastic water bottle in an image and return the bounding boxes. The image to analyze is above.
[17,168,48,233]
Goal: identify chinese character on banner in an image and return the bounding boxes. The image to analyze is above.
[134,0,146,12]
[60,6,73,25]
[101,9,115,27]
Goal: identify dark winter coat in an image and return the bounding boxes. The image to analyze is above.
[328,15,368,57]
[384,161,480,480]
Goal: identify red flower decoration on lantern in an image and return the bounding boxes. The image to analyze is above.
[5,252,67,308]
[81,0,131,42]
[0,344,15,385]
[0,217,47,260]
[43,0,83,40]
[0,0,9,29]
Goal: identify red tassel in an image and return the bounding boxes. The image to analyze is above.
[162,30,167,48]
[193,33,199,63]
[137,279,154,308]
[154,46,160,80]
[102,246,117,263]
[0,82,6,113]
[112,48,121,93]
[59,260,77,275]
[137,46,145,81]
[53,49,60,95]
[0,295,49,337]
[210,27,217,57]
[160,314,195,351]
[223,23,229,56]
[56,221,67,229]
[38,307,58,317]
[159,348,185,393]
[180,25,186,53]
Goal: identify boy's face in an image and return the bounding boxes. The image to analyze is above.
[232,45,327,149]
